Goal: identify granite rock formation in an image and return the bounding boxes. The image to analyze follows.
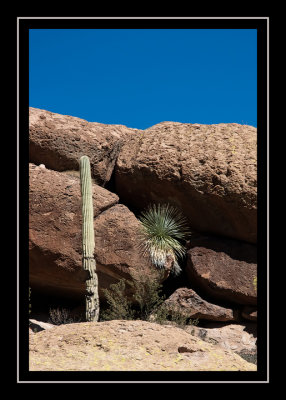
[115,121,257,243]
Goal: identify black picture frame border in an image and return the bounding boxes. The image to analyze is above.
[17,16,269,384]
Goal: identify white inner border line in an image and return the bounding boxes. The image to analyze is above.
[17,16,269,19]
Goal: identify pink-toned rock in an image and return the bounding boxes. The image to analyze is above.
[29,164,165,302]
[29,320,256,371]
[186,322,257,355]
[29,163,118,299]
[164,288,238,322]
[186,235,257,306]
[115,121,257,243]
[29,107,139,185]
[93,204,171,285]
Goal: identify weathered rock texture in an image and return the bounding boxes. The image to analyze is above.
[185,322,257,361]
[186,235,257,306]
[29,320,256,371]
[29,107,138,185]
[29,164,158,302]
[93,204,172,285]
[115,122,257,243]
[29,111,258,353]
[164,288,238,322]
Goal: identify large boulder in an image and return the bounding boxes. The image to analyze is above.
[163,288,238,322]
[29,107,139,185]
[93,204,172,284]
[29,320,256,371]
[186,235,257,306]
[29,164,160,302]
[115,122,257,243]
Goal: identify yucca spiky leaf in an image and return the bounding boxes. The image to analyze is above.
[138,203,191,275]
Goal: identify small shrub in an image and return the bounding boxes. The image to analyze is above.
[153,303,199,328]
[101,270,165,322]
[129,269,166,321]
[48,307,81,325]
[100,268,199,328]
[167,305,190,327]
[101,279,135,321]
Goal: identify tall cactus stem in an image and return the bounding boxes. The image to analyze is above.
[79,155,99,322]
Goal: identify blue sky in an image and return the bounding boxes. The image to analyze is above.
[29,29,257,129]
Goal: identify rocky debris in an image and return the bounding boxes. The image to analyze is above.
[241,306,257,322]
[185,322,257,358]
[115,121,257,243]
[29,320,256,371]
[163,288,238,322]
[186,235,257,306]
[29,107,138,186]
[29,164,166,302]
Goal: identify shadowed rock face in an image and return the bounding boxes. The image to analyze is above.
[186,235,257,306]
[115,121,257,243]
[29,107,139,186]
[242,306,257,321]
[29,164,163,302]
[164,288,238,322]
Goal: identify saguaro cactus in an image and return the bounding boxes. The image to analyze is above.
[79,155,99,322]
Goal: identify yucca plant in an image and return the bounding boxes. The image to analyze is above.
[138,203,191,276]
